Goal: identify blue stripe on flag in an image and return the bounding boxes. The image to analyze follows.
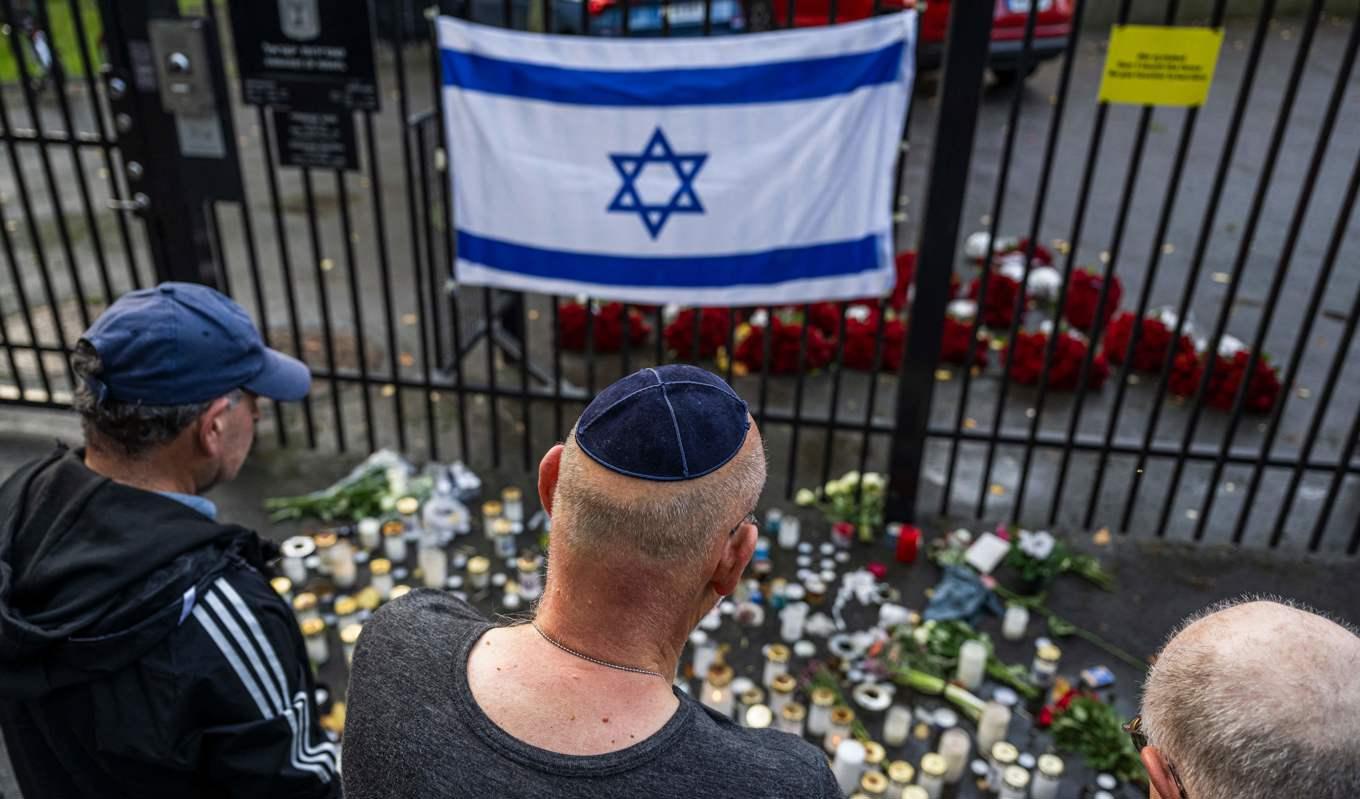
[440,42,904,106]
[457,231,880,287]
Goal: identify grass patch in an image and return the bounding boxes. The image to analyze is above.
[0,0,102,84]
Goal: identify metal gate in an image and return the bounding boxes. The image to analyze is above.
[0,0,1356,554]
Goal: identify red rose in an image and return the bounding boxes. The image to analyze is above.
[734,318,834,374]
[805,302,844,337]
[1005,329,1107,391]
[558,301,651,352]
[1104,312,1197,373]
[940,316,989,367]
[1168,350,1203,398]
[1205,350,1281,413]
[996,237,1053,267]
[843,315,906,372]
[663,308,733,359]
[1037,706,1054,728]
[1063,269,1122,333]
[889,252,916,310]
[967,272,1023,330]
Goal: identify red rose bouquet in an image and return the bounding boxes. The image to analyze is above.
[940,316,989,367]
[889,251,916,311]
[1205,349,1282,413]
[1103,312,1196,373]
[1063,269,1123,333]
[805,302,845,337]
[967,272,1023,330]
[995,236,1054,267]
[663,308,733,359]
[558,301,652,352]
[842,313,907,372]
[1005,329,1109,391]
[733,317,834,374]
[1168,349,1203,399]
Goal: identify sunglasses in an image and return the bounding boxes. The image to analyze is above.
[1124,715,1190,799]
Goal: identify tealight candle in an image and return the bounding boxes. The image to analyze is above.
[807,687,836,736]
[701,663,735,718]
[369,558,393,599]
[481,500,503,539]
[280,536,314,585]
[737,687,765,727]
[357,517,382,550]
[900,787,928,799]
[998,765,1030,799]
[1031,643,1062,688]
[832,739,867,796]
[859,771,888,797]
[863,741,886,775]
[501,486,524,525]
[762,643,790,688]
[823,706,855,754]
[301,618,328,665]
[418,542,448,589]
[988,742,1019,792]
[917,753,946,799]
[492,518,516,559]
[956,639,987,690]
[517,555,543,599]
[780,602,809,642]
[1002,603,1029,641]
[689,630,717,679]
[1031,753,1064,799]
[777,514,801,549]
[467,556,491,591]
[329,537,357,589]
[312,532,337,576]
[270,576,293,604]
[292,592,319,624]
[340,623,362,667]
[769,672,796,716]
[333,595,359,629]
[883,704,912,747]
[744,704,773,729]
[938,728,971,783]
[395,496,420,530]
[381,520,407,562]
[886,761,915,799]
[976,700,1012,755]
[778,701,806,736]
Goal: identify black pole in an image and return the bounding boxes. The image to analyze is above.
[886,2,994,523]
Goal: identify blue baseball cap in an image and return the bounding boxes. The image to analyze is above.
[575,365,751,481]
[81,282,311,406]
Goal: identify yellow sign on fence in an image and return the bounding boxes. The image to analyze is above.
[1098,25,1225,107]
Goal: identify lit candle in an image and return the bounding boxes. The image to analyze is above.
[762,643,790,689]
[1031,753,1064,799]
[312,532,337,576]
[701,663,735,717]
[280,536,314,585]
[340,623,362,668]
[745,704,773,729]
[737,687,765,727]
[329,537,357,589]
[895,524,921,564]
[917,753,946,799]
[956,639,987,690]
[689,630,717,679]
[859,771,888,797]
[938,728,971,784]
[418,543,448,589]
[292,592,319,624]
[988,742,1019,793]
[369,558,393,599]
[357,517,382,550]
[883,704,912,747]
[395,496,421,533]
[381,520,407,563]
[467,556,491,591]
[481,500,503,540]
[517,555,543,600]
[301,618,328,665]
[806,687,836,736]
[493,518,517,559]
[768,672,796,716]
[823,705,855,754]
[1002,603,1029,641]
[270,576,293,605]
[333,595,359,629]
[976,700,1012,756]
[779,602,809,642]
[1030,643,1062,688]
[777,514,801,549]
[832,739,866,796]
[501,486,524,527]
[886,761,915,799]
[998,765,1030,799]
[778,701,806,736]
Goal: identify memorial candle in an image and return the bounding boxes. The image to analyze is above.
[832,739,866,796]
[333,595,359,629]
[762,643,790,689]
[938,728,970,783]
[467,556,491,591]
[807,687,836,736]
[823,706,855,754]
[270,576,293,605]
[501,486,524,527]
[1001,603,1029,641]
[859,771,888,797]
[701,663,735,717]
[1031,643,1062,688]
[998,766,1030,799]
[886,761,915,799]
[976,700,1012,755]
[381,520,407,562]
[988,742,1019,792]
[301,618,328,665]
[312,532,337,576]
[1030,753,1064,799]
[956,639,987,690]
[777,514,801,549]
[778,702,806,736]
[329,537,357,589]
[292,592,319,624]
[280,536,314,585]
[357,517,381,550]
[340,623,362,668]
[769,673,796,716]
[369,558,393,599]
[418,543,448,589]
[916,753,946,799]
[517,555,543,600]
[780,602,809,642]
[883,704,912,747]
[895,524,921,564]
[481,500,503,540]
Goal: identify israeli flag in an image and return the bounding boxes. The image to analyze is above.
[438,13,915,306]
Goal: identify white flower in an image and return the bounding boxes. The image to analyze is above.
[841,471,861,488]
[1028,266,1063,302]
[862,473,886,491]
[748,309,769,328]
[964,231,992,260]
[1218,334,1246,358]
[1039,319,1055,335]
[662,303,681,323]
[847,304,873,323]
[993,235,1019,254]
[997,253,1027,283]
[947,299,977,321]
[1018,529,1056,560]
[795,488,817,506]
[1155,307,1180,330]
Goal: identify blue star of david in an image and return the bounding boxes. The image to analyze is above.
[607,128,707,239]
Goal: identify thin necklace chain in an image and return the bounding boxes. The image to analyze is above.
[530,622,667,681]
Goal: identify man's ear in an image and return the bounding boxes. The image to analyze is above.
[710,522,756,597]
[195,396,234,458]
[538,444,564,517]
[1141,746,1180,799]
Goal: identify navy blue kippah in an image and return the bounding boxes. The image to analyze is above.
[575,365,751,481]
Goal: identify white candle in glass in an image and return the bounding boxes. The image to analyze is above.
[467,556,491,591]
[998,766,1030,799]
[302,619,328,665]
[883,704,912,747]
[481,500,503,540]
[357,517,381,550]
[917,753,946,799]
[340,623,362,668]
[938,728,971,783]
[1031,754,1064,799]
[280,536,313,585]
[517,555,543,599]
[807,687,836,736]
[330,538,357,589]
[779,602,809,643]
[778,702,805,736]
[419,545,448,589]
[369,558,393,599]
[1001,603,1029,641]
[762,643,790,689]
[501,487,524,525]
[292,592,319,624]
[382,521,407,563]
[832,739,866,796]
[988,742,1019,792]
[768,673,795,717]
[956,639,987,690]
[976,701,1012,755]
[777,514,801,549]
[701,664,735,718]
[823,706,855,754]
[887,761,915,799]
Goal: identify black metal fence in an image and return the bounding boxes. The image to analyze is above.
[0,0,1356,554]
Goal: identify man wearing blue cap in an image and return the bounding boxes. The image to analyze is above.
[0,283,338,798]
[343,365,841,798]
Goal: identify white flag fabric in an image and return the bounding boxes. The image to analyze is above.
[438,13,915,306]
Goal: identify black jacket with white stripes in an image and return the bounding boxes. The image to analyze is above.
[0,445,341,798]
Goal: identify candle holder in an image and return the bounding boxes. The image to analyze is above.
[956,639,987,690]
[340,623,362,668]
[419,542,448,589]
[768,673,796,716]
[301,618,328,665]
[976,700,1012,755]
[886,760,915,797]
[1002,602,1030,640]
[807,687,836,736]
[1031,753,1064,799]
[762,643,790,689]
[938,728,971,784]
[501,486,524,528]
[777,701,806,736]
[270,576,293,605]
[859,770,888,797]
[481,500,503,540]
[883,704,912,747]
[701,663,735,718]
[744,704,773,729]
[357,517,381,550]
[777,514,800,549]
[330,537,357,589]
[517,555,543,599]
[333,595,359,629]
[988,741,1019,793]
[312,531,337,576]
[292,592,319,624]
[737,687,765,726]
[467,556,491,591]
[280,536,314,585]
[369,558,394,599]
[1030,642,1062,688]
[917,753,946,799]
[823,705,855,754]
[998,765,1030,799]
[492,518,517,559]
[832,739,866,796]
[381,520,408,563]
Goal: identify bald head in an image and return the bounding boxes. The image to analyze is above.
[1140,598,1360,799]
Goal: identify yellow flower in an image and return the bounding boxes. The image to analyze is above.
[795,488,817,506]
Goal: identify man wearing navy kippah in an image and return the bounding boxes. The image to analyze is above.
[0,283,339,798]
[343,365,842,798]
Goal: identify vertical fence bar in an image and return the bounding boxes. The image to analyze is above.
[334,167,377,453]
[552,296,564,441]
[652,306,663,367]
[939,0,1040,516]
[234,193,288,447]
[206,204,233,297]
[785,305,812,497]
[724,308,735,383]
[1266,155,1360,549]
[0,299,20,394]
[418,121,467,460]
[1154,0,1322,539]
[887,0,994,522]
[1314,408,1360,554]
[518,293,533,470]
[819,303,850,489]
[855,298,890,490]
[301,167,346,451]
[974,0,1086,518]
[1121,0,1275,531]
[259,107,317,447]
[757,306,772,427]
[361,111,408,453]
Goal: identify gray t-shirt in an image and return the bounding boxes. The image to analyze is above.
[342,590,841,798]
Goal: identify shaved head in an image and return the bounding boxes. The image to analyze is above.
[1140,597,1360,799]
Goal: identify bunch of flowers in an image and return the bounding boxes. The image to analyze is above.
[805,302,846,337]
[841,307,908,373]
[940,300,990,367]
[1063,269,1123,333]
[558,301,652,352]
[889,251,916,311]
[1040,688,1147,786]
[1103,312,1196,373]
[1205,349,1282,412]
[1000,527,1115,595]
[1005,329,1109,391]
[967,272,1024,330]
[662,308,734,359]
[732,314,834,374]
[795,470,886,539]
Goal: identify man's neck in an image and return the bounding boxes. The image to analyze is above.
[533,591,692,679]
[83,447,199,496]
